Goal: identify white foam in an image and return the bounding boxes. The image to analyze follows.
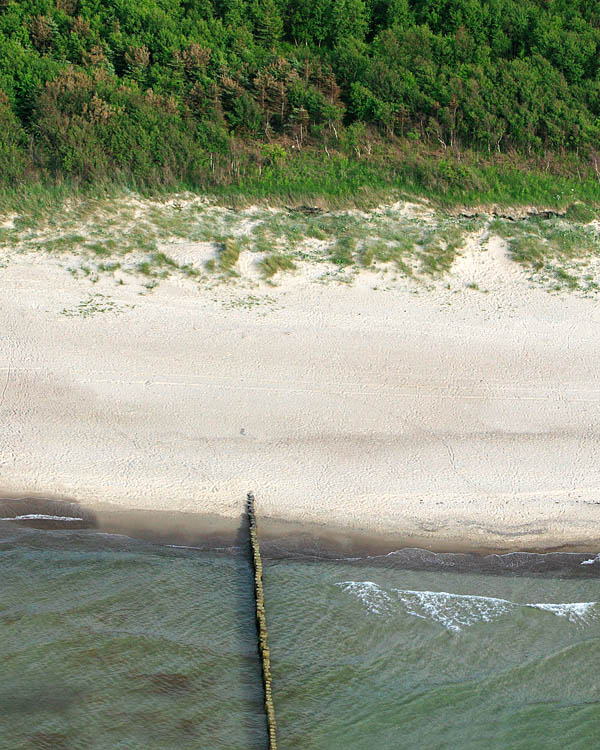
[338,582,598,631]
[581,554,599,565]
[336,581,393,615]
[528,602,597,623]
[0,514,84,522]
[89,531,135,540]
[392,589,515,632]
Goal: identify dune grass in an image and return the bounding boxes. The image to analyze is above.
[2,177,600,295]
[4,143,600,231]
[218,238,241,273]
[260,253,297,278]
[330,236,356,267]
[488,213,600,292]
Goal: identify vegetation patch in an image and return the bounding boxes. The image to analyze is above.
[494,214,600,292]
[360,246,374,267]
[330,236,356,267]
[4,191,600,295]
[60,294,134,318]
[507,235,547,270]
[218,239,241,273]
[260,253,296,278]
[220,294,277,311]
[3,0,600,215]
[565,203,596,224]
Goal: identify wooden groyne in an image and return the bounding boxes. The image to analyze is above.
[247,492,278,749]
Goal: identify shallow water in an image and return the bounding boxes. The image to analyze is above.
[1,523,598,749]
[1,525,265,749]
[267,559,599,750]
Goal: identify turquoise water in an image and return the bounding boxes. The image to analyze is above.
[1,523,599,749]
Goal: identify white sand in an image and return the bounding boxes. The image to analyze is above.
[1,222,600,552]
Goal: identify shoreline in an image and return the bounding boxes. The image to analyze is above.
[1,495,599,563]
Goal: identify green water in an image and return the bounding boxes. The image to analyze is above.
[2,525,599,749]
[268,559,599,750]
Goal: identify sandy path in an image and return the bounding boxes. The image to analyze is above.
[1,237,600,551]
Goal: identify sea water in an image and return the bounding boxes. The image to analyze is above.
[1,523,598,749]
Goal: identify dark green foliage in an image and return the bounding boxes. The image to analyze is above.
[0,93,27,183]
[2,0,600,199]
[31,67,214,183]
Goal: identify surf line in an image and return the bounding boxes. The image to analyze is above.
[247,492,278,749]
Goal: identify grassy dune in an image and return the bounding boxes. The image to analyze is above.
[2,188,600,296]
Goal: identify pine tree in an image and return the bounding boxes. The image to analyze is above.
[251,0,283,49]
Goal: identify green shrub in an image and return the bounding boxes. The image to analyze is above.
[32,69,208,186]
[0,96,28,184]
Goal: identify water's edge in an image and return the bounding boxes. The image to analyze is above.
[1,493,598,577]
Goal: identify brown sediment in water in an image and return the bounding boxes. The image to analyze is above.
[0,492,238,547]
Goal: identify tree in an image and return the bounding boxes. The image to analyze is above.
[330,0,369,44]
[285,0,331,46]
[251,0,283,48]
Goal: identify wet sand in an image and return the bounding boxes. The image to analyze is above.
[1,495,598,570]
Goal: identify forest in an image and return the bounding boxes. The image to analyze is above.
[2,0,600,202]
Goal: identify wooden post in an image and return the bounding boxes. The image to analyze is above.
[247,492,278,749]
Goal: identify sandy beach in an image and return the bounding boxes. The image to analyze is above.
[1,203,600,553]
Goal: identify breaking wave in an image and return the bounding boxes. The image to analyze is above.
[337,581,598,632]
[580,554,600,566]
[337,581,393,615]
[528,602,597,623]
[0,514,84,522]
